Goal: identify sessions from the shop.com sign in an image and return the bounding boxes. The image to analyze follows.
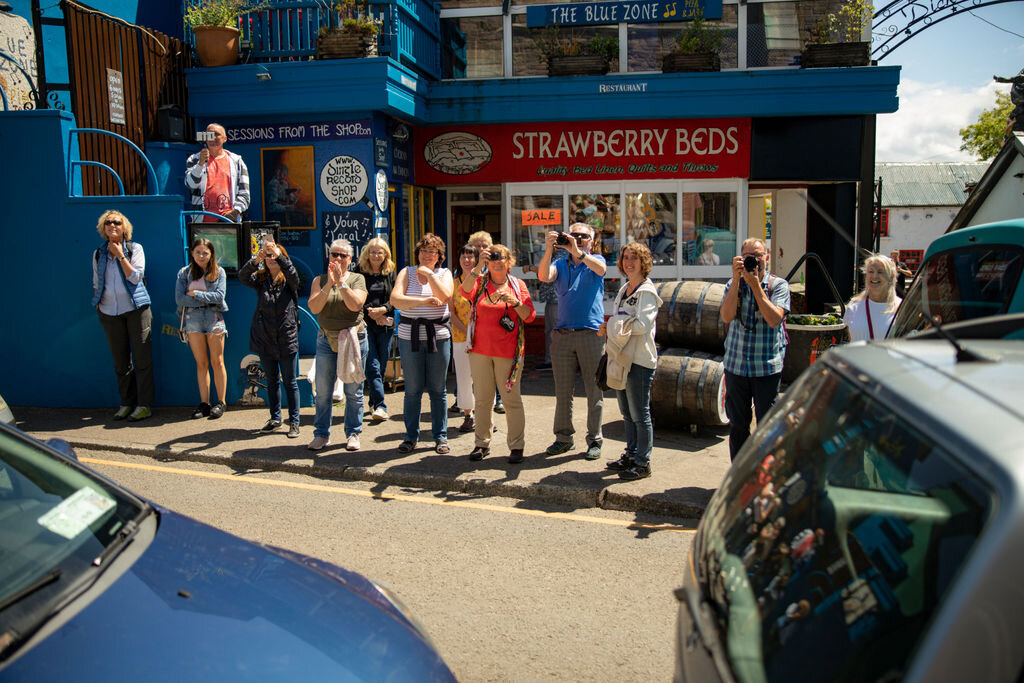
[224,120,371,144]
[526,0,722,27]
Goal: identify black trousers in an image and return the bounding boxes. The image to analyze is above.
[724,370,781,461]
[98,305,154,408]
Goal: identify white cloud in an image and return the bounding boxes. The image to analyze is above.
[876,80,1010,162]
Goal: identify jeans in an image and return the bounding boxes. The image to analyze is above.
[314,331,368,439]
[98,306,154,408]
[398,336,450,443]
[363,321,394,410]
[616,364,655,467]
[724,371,782,461]
[260,352,299,426]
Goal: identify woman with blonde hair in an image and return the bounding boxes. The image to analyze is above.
[843,254,901,342]
[352,237,397,422]
[91,209,154,421]
[176,237,229,419]
[239,237,301,437]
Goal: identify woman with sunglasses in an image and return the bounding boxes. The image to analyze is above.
[239,238,301,438]
[175,237,229,419]
[390,233,454,454]
[91,210,154,422]
[461,244,536,463]
[308,239,367,452]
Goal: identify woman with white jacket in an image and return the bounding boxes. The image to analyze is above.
[599,242,663,480]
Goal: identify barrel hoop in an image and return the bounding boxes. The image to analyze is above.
[695,356,712,419]
[694,281,711,332]
[675,358,688,415]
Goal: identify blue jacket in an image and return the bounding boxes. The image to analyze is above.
[175,265,229,314]
[91,242,151,309]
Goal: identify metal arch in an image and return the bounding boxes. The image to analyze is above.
[0,50,40,110]
[871,0,1022,60]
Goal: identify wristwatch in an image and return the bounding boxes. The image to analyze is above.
[117,256,126,262]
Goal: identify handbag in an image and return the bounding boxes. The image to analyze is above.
[178,309,188,344]
[595,352,610,392]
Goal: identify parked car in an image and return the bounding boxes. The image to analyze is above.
[889,218,1024,338]
[673,326,1024,682]
[0,423,455,681]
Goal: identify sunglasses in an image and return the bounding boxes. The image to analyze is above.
[329,252,350,259]
[104,219,123,226]
[570,232,591,240]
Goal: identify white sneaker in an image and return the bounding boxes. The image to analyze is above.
[308,436,330,451]
[346,434,361,451]
[371,406,388,422]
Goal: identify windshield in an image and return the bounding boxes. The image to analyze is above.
[0,428,144,640]
[697,366,992,683]
[888,245,1023,337]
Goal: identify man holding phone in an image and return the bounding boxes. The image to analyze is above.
[537,222,607,460]
[185,123,250,223]
[720,238,790,460]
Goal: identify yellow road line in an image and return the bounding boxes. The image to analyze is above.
[81,456,696,534]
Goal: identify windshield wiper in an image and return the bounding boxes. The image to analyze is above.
[92,505,152,568]
[0,569,62,613]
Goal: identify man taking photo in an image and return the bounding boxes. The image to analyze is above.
[720,238,790,460]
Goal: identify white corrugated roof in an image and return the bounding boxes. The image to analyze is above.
[874,162,987,207]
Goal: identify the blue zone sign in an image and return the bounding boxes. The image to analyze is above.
[526,0,722,27]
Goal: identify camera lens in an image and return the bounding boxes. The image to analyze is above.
[744,255,759,272]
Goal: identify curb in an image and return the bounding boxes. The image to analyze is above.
[66,437,706,519]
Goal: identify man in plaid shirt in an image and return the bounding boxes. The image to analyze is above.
[720,238,790,460]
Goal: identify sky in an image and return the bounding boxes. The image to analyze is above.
[874,3,1024,162]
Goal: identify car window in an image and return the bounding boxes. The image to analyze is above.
[698,367,993,683]
[0,430,143,622]
[889,245,1023,337]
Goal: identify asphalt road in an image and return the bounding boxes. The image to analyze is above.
[81,448,697,682]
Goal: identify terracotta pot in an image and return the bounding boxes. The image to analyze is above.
[800,42,871,68]
[316,29,378,59]
[547,54,609,77]
[193,25,240,67]
[662,52,720,73]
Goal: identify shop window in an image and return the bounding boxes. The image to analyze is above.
[403,186,435,267]
[511,17,619,76]
[625,192,677,266]
[878,208,890,237]
[682,191,737,266]
[746,1,800,67]
[511,194,565,304]
[900,249,923,273]
[570,192,621,266]
[627,5,738,71]
[441,15,504,78]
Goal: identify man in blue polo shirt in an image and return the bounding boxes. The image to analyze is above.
[721,237,790,460]
[537,222,607,460]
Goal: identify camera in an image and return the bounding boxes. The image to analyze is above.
[488,250,502,261]
[499,313,516,332]
[743,255,760,272]
[196,130,215,142]
[556,233,570,246]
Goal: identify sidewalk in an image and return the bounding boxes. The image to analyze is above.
[15,368,732,519]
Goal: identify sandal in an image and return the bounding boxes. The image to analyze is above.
[435,440,451,454]
[398,440,416,454]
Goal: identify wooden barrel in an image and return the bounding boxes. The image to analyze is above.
[651,348,728,427]
[655,281,728,353]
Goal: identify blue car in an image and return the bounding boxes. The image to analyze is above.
[0,423,455,681]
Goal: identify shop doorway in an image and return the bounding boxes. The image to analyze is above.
[449,186,501,255]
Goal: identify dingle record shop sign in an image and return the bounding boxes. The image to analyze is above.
[526,0,722,27]
[415,118,750,185]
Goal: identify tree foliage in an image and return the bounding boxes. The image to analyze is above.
[959,90,1014,161]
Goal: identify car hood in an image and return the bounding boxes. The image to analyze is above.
[2,510,454,681]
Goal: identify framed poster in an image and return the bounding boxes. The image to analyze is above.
[260,146,315,229]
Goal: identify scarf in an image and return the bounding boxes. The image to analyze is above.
[466,273,526,393]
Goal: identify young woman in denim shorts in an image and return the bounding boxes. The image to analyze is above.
[175,238,229,418]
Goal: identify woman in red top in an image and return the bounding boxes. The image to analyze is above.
[461,244,536,464]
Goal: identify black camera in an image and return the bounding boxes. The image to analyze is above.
[499,313,516,332]
[488,250,502,261]
[556,233,570,246]
[743,255,759,272]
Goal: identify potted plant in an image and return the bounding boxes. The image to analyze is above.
[184,0,268,67]
[316,0,382,60]
[801,0,873,68]
[534,26,618,76]
[662,8,726,73]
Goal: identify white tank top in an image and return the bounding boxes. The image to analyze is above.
[397,266,451,341]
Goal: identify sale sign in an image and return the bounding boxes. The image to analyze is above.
[522,209,562,225]
[415,118,750,185]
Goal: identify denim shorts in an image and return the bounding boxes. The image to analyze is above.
[184,307,227,336]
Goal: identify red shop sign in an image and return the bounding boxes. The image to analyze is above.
[415,118,750,185]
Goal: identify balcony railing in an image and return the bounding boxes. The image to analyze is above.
[189,0,441,79]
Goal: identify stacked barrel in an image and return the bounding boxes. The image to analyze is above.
[652,281,729,429]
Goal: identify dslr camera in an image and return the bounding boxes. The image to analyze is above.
[743,255,760,273]
[488,250,502,262]
[196,130,216,142]
[556,233,570,246]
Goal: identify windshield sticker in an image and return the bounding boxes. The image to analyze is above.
[38,487,115,539]
[976,261,1009,281]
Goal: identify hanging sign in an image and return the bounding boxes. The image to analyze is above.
[107,69,126,125]
[526,0,722,27]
